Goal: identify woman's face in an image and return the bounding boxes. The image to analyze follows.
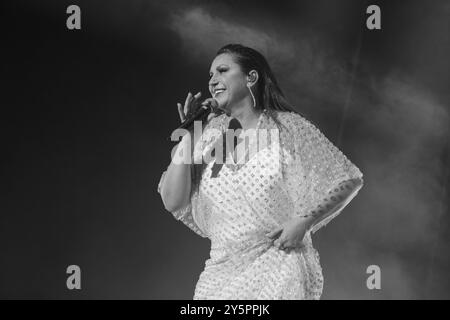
[209,53,249,111]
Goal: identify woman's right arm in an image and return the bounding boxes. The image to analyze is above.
[159,132,196,212]
[159,91,217,212]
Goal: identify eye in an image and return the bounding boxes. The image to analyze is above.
[209,67,228,79]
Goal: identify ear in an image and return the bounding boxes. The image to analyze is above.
[247,70,259,87]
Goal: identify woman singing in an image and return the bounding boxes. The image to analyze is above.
[158,44,364,299]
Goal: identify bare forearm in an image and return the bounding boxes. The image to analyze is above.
[160,135,195,212]
[300,178,364,229]
[161,163,192,212]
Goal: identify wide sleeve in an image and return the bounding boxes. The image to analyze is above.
[157,169,208,238]
[284,113,364,234]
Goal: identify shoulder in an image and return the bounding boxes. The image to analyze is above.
[270,110,333,154]
[270,110,317,135]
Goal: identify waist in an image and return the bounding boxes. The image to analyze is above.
[208,232,273,265]
[207,230,313,265]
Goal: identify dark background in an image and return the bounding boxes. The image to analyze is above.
[1,0,449,299]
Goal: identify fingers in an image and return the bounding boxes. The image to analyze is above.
[177,91,202,123]
[278,240,305,253]
[273,237,285,250]
[183,92,193,115]
[177,103,185,122]
[266,227,283,239]
[200,97,215,106]
[271,229,284,249]
[189,92,202,115]
[268,228,305,253]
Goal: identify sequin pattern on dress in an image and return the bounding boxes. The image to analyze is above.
[158,110,364,299]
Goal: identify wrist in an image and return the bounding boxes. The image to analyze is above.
[294,215,316,231]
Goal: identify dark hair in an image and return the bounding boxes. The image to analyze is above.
[216,44,302,117]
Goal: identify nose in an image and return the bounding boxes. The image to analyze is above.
[209,75,219,88]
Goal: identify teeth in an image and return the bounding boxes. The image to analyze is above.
[215,89,225,94]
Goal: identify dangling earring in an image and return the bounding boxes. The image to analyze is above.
[247,83,256,108]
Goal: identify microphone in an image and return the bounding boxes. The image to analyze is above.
[175,99,220,131]
[167,98,222,141]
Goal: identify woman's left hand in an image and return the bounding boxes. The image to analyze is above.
[266,216,314,253]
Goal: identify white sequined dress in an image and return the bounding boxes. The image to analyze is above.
[158,111,363,299]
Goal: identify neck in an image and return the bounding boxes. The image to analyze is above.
[228,99,262,130]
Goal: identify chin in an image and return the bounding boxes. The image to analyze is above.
[215,97,228,111]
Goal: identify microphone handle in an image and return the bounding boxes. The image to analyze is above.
[166,104,212,141]
[178,105,211,130]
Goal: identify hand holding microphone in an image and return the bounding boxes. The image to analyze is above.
[170,91,222,161]
[176,92,222,131]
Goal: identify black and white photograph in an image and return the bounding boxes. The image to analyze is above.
[1,0,449,302]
